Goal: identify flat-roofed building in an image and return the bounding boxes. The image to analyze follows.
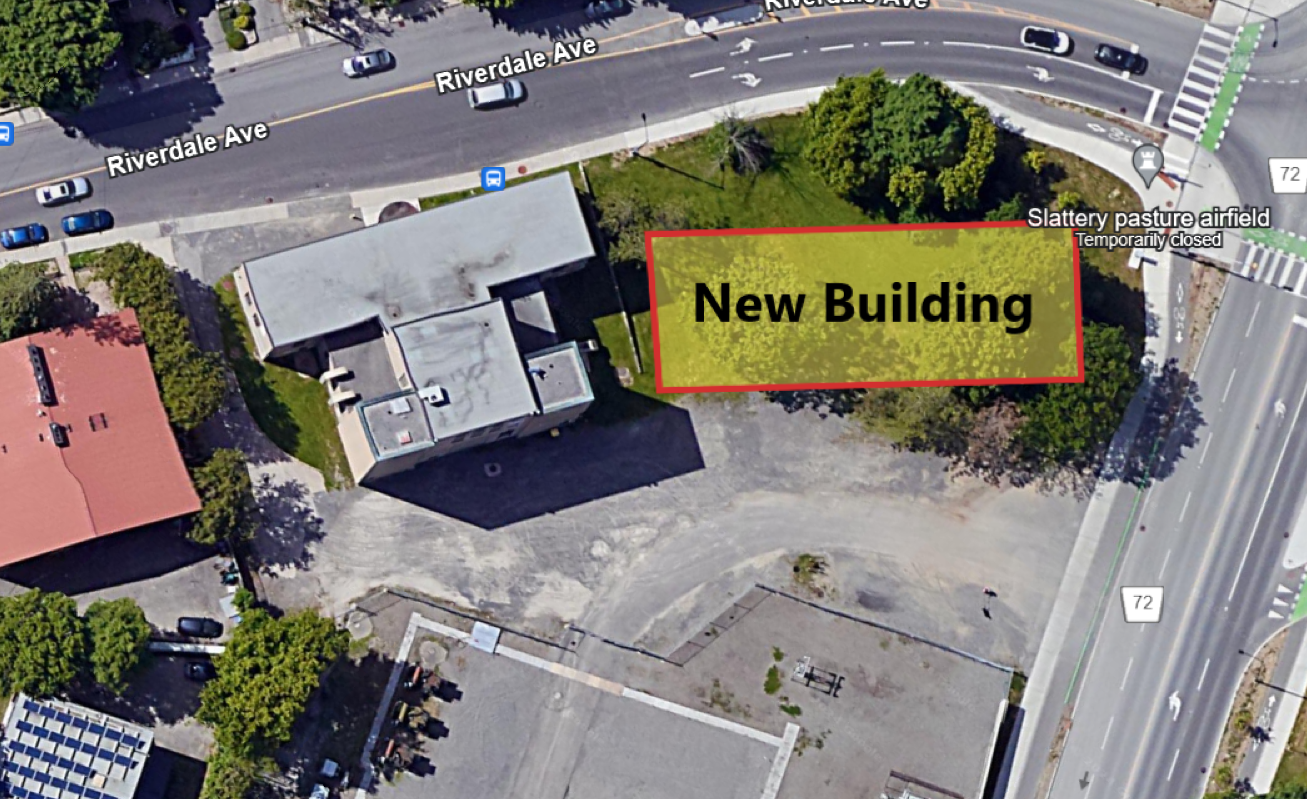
[232,174,597,483]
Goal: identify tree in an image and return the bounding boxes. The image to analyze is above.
[190,449,257,545]
[803,70,894,204]
[965,398,1024,475]
[595,188,700,265]
[1265,783,1307,799]
[0,0,121,111]
[854,386,972,454]
[197,609,347,759]
[1017,323,1140,468]
[92,243,226,430]
[0,261,60,341]
[198,747,264,799]
[84,598,151,694]
[0,590,86,698]
[705,114,774,176]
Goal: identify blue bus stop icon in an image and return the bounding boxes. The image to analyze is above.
[0,123,13,146]
[481,167,505,191]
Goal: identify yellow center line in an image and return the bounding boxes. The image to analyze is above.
[802,5,814,15]
[4,3,1135,199]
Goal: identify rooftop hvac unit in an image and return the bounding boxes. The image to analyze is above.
[418,385,449,407]
[28,345,55,406]
[49,422,68,448]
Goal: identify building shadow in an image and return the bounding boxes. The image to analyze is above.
[484,0,740,38]
[68,656,206,728]
[367,402,703,529]
[0,520,214,596]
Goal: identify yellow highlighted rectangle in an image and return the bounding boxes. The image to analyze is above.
[646,222,1083,392]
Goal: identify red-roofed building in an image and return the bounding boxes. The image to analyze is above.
[0,310,201,567]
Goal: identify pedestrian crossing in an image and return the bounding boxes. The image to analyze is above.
[1166,25,1238,139]
[1269,568,1307,620]
[1237,241,1307,298]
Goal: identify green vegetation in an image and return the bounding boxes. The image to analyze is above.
[69,248,110,271]
[0,0,121,111]
[83,598,152,695]
[224,29,247,50]
[703,113,774,176]
[190,448,258,545]
[764,665,782,695]
[1008,671,1027,706]
[120,19,188,75]
[417,165,579,210]
[197,608,347,799]
[0,262,60,342]
[780,703,802,717]
[216,276,351,488]
[0,590,151,698]
[791,554,828,593]
[772,646,785,663]
[1274,690,1307,793]
[92,244,226,431]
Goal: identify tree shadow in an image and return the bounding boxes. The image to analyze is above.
[67,655,206,727]
[484,0,743,39]
[764,389,863,418]
[249,474,325,572]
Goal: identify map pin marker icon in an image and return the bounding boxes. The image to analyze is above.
[1133,143,1164,189]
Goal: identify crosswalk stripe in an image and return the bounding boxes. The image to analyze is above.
[1294,262,1306,294]
[1179,80,1217,99]
[1280,584,1295,595]
[1171,106,1206,123]
[1265,251,1284,285]
[1279,259,1301,289]
[1276,597,1290,607]
[1203,25,1237,42]
[1189,65,1221,81]
[1271,610,1286,619]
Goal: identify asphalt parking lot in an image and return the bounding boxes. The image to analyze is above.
[262,395,1083,672]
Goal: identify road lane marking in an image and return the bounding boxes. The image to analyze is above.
[1197,658,1210,690]
[1294,314,1307,328]
[689,67,725,77]
[757,52,794,62]
[1199,432,1213,465]
[1144,88,1162,126]
[1101,715,1114,749]
[1167,748,1180,781]
[1121,657,1133,690]
[1247,301,1261,336]
[820,44,855,51]
[941,41,1163,91]
[1229,374,1307,602]
[1159,548,1172,580]
[1223,368,1238,404]
[880,40,915,46]
[1178,492,1191,524]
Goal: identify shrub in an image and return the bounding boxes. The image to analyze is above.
[235,1,254,16]
[1056,190,1084,211]
[225,29,247,50]
[234,14,253,30]
[1022,148,1048,174]
[705,113,774,176]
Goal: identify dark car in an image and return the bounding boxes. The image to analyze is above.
[343,49,395,78]
[61,209,114,236]
[1095,43,1148,75]
[177,617,223,638]
[1,224,49,250]
[184,661,218,682]
[585,0,630,20]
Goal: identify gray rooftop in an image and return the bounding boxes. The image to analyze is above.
[243,173,594,349]
[2,694,154,799]
[390,300,538,443]
[525,343,592,413]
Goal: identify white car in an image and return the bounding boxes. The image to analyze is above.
[35,177,92,207]
[342,49,394,78]
[467,79,525,110]
[1021,26,1073,56]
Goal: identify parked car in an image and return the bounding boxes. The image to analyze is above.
[35,177,92,207]
[1,224,49,250]
[585,0,630,20]
[177,617,223,638]
[343,49,395,78]
[184,661,218,682]
[61,209,114,236]
[1021,26,1073,56]
[1095,43,1148,75]
[468,79,525,109]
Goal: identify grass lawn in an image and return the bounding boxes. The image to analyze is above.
[1276,700,1307,791]
[418,164,582,210]
[69,248,109,271]
[214,275,352,489]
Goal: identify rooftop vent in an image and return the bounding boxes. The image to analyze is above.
[28,344,55,406]
[419,385,449,407]
[49,422,68,448]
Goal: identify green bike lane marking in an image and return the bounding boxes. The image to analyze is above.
[1245,227,1307,259]
[1199,23,1264,152]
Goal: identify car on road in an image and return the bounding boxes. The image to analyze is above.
[61,209,114,236]
[177,617,223,638]
[184,661,218,682]
[1021,26,1073,56]
[468,79,525,109]
[343,49,395,78]
[1,224,49,250]
[1095,43,1148,75]
[585,0,630,20]
[35,177,92,207]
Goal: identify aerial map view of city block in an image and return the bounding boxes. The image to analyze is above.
[1,0,1306,797]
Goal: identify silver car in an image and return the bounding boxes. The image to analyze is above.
[467,79,525,109]
[343,49,395,78]
[35,177,91,207]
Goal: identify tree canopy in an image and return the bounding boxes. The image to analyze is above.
[0,261,61,342]
[198,608,347,759]
[804,72,997,217]
[0,590,87,698]
[0,0,121,111]
[84,598,152,694]
[190,448,257,545]
[92,243,226,430]
[596,187,702,266]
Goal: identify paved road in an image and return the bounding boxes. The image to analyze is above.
[0,2,1201,232]
[1047,277,1307,799]
[1220,2,1307,235]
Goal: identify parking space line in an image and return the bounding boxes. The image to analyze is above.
[759,723,801,799]
[623,688,785,746]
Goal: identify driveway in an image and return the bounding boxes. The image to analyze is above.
[255,395,1084,670]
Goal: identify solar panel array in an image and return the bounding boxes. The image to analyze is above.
[0,696,153,799]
